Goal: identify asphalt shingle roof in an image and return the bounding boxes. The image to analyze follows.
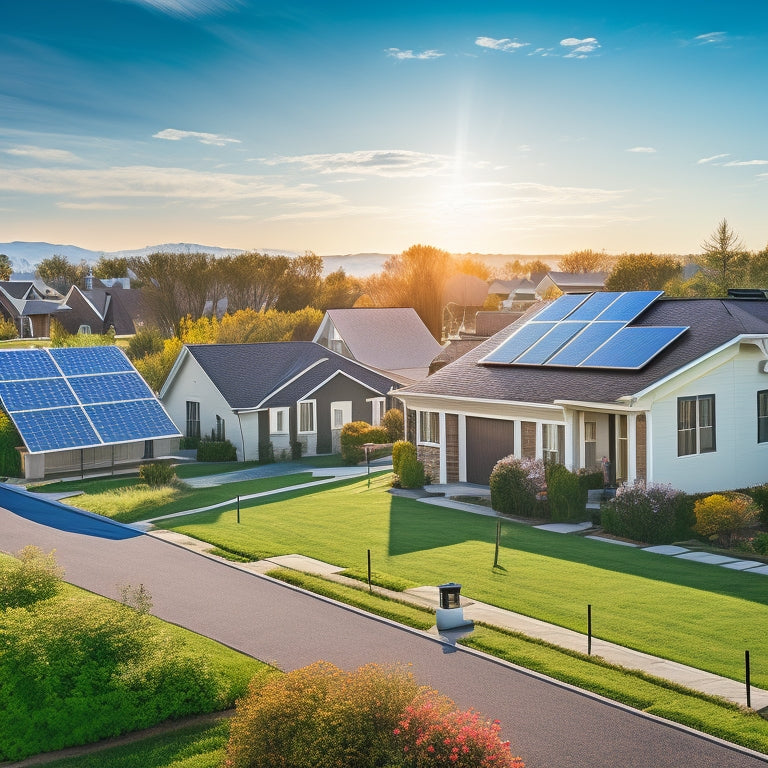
[399,297,768,405]
[185,342,399,410]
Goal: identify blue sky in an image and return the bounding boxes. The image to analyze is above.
[1,0,767,257]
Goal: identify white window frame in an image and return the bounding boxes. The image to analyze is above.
[331,400,352,430]
[677,394,716,456]
[542,423,559,464]
[298,400,317,434]
[270,407,290,434]
[759,390,768,444]
[418,411,440,445]
[186,401,200,439]
[370,397,386,426]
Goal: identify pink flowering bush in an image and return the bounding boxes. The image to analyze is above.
[393,696,525,767]
[490,455,546,518]
[602,483,691,544]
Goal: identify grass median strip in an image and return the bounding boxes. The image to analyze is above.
[266,567,768,755]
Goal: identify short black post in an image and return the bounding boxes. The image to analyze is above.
[367,549,372,592]
[493,518,501,568]
[746,650,751,709]
[588,604,592,656]
[236,495,240,524]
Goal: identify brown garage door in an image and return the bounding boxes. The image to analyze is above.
[466,417,515,484]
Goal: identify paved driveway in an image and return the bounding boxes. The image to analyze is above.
[1,490,766,768]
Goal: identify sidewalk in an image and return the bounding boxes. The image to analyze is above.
[149,528,768,711]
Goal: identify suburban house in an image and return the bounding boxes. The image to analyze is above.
[159,342,400,461]
[488,278,537,305]
[534,271,608,299]
[312,308,443,383]
[0,281,70,338]
[58,280,148,336]
[394,289,768,494]
[0,346,180,479]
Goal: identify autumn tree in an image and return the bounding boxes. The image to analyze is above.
[36,255,87,293]
[0,254,12,281]
[558,249,610,273]
[275,252,324,312]
[605,253,682,292]
[699,219,750,295]
[526,259,551,281]
[316,268,363,310]
[748,245,768,288]
[454,254,492,280]
[214,252,289,313]
[364,243,452,340]
[93,255,129,280]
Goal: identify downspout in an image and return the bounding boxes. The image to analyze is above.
[236,411,247,462]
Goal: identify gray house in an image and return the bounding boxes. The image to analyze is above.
[160,342,400,460]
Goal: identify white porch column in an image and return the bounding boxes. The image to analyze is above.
[577,411,585,469]
[439,412,447,484]
[563,409,574,470]
[535,422,543,461]
[513,419,522,458]
[458,414,467,482]
[627,411,637,485]
[645,410,654,484]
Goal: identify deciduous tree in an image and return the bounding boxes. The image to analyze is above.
[558,249,610,274]
[0,254,12,281]
[605,253,682,292]
[35,255,87,293]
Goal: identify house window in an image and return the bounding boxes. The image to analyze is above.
[270,407,289,434]
[143,440,154,459]
[215,415,226,442]
[584,420,597,469]
[299,401,316,433]
[758,391,768,443]
[331,401,351,430]
[542,423,560,464]
[185,401,200,439]
[419,411,439,444]
[677,395,716,456]
[371,398,386,426]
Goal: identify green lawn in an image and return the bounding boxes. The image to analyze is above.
[156,473,768,690]
[32,472,329,523]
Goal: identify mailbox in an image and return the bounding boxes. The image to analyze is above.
[438,582,462,610]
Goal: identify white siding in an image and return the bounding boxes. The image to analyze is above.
[648,344,768,493]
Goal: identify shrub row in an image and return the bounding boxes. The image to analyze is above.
[197,438,238,462]
[138,462,177,487]
[340,421,389,464]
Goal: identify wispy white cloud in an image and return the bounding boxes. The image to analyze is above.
[4,145,80,163]
[694,31,727,45]
[0,165,343,206]
[385,48,444,60]
[626,146,656,154]
[560,37,601,58]
[153,128,240,146]
[722,159,768,166]
[115,0,241,18]
[262,149,459,178]
[475,36,529,52]
[697,153,730,164]
[528,47,556,57]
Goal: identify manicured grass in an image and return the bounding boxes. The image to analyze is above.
[173,461,262,479]
[34,472,327,523]
[36,718,230,768]
[268,569,768,756]
[158,474,768,690]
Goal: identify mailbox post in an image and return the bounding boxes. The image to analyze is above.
[436,582,473,631]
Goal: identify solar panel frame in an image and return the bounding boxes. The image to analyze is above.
[514,321,589,365]
[529,293,590,322]
[0,349,60,381]
[593,290,663,322]
[479,322,558,364]
[10,407,102,453]
[49,346,134,376]
[0,378,79,412]
[565,292,623,321]
[544,321,626,366]
[85,399,181,444]
[579,326,688,369]
[68,372,154,405]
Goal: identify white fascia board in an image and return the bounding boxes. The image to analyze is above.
[297,369,387,402]
[392,389,562,412]
[554,399,644,413]
[253,357,328,409]
[158,345,191,399]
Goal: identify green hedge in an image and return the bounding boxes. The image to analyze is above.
[490,456,545,518]
[392,440,415,476]
[0,411,22,478]
[138,462,176,487]
[339,421,389,465]
[545,463,587,522]
[197,439,237,462]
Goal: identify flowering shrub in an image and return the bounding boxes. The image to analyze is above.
[601,483,690,544]
[393,696,525,768]
[490,456,545,517]
[693,493,760,547]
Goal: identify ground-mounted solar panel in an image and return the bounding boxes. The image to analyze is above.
[50,345,134,376]
[529,293,589,322]
[69,372,154,405]
[593,290,663,322]
[479,322,557,363]
[85,399,180,444]
[515,322,588,365]
[0,378,78,412]
[10,407,101,453]
[579,326,688,369]
[544,321,625,366]
[0,349,60,381]
[566,292,623,321]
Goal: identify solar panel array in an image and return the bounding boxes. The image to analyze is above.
[0,346,180,453]
[480,291,688,370]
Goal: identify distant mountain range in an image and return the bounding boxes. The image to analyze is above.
[0,241,396,278]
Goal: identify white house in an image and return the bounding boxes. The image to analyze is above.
[394,289,768,494]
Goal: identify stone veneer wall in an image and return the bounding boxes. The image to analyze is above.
[417,445,441,484]
[636,414,647,482]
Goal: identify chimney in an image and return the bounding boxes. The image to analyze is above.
[85,268,93,291]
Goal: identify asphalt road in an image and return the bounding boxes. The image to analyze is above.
[2,487,767,768]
